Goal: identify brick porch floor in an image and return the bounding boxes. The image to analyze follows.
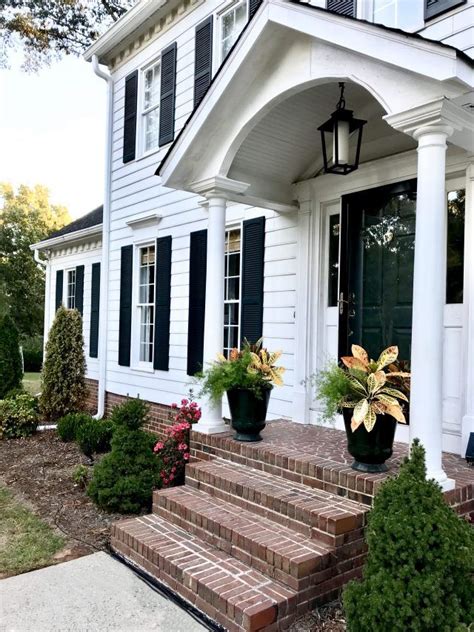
[111,420,473,632]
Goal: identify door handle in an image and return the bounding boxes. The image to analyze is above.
[338,292,356,316]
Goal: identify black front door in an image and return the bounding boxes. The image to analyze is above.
[339,180,417,363]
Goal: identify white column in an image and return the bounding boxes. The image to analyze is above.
[461,159,474,456]
[197,195,228,434]
[410,125,454,491]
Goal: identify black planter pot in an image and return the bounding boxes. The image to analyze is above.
[226,387,272,442]
[342,408,397,473]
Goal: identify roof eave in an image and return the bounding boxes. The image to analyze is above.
[30,224,103,252]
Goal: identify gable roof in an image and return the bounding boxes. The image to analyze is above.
[47,206,103,240]
[156,0,472,177]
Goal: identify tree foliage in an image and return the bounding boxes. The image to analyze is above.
[0,1,135,70]
[0,314,23,398]
[343,439,474,632]
[0,183,71,337]
[40,306,87,421]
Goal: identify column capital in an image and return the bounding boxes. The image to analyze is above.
[190,175,249,200]
[384,97,473,152]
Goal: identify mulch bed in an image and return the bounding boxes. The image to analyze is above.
[0,430,122,563]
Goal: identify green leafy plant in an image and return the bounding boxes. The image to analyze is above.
[21,335,43,372]
[40,306,87,421]
[310,345,410,430]
[57,412,92,442]
[343,439,474,631]
[76,418,115,457]
[87,399,159,513]
[0,314,23,399]
[0,393,38,439]
[199,339,285,404]
[72,464,91,490]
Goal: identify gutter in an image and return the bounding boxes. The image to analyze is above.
[91,55,114,420]
[30,224,103,251]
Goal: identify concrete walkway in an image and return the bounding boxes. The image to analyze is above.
[0,552,207,632]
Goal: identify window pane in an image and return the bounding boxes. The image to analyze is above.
[144,64,160,110]
[446,189,465,304]
[221,1,248,60]
[328,214,340,307]
[228,253,240,277]
[138,246,155,362]
[224,227,242,356]
[228,277,239,301]
[144,109,160,152]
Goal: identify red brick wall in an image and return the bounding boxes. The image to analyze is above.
[85,378,99,415]
[104,391,174,437]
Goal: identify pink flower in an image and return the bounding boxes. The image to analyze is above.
[169,473,174,481]
[178,443,188,451]
[171,403,178,409]
[183,453,190,461]
[153,441,164,452]
[181,399,188,405]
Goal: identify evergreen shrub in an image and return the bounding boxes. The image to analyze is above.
[87,399,159,513]
[76,418,115,457]
[21,335,43,372]
[40,306,87,421]
[0,393,38,439]
[57,412,92,442]
[0,315,23,399]
[343,439,474,632]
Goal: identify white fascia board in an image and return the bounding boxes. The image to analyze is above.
[84,0,170,63]
[30,225,103,252]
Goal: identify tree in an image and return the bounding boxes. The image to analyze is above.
[0,314,23,398]
[0,183,71,337]
[0,1,135,70]
[40,306,87,421]
[343,439,474,632]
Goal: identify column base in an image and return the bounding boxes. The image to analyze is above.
[193,421,229,435]
[427,469,455,492]
[292,387,311,424]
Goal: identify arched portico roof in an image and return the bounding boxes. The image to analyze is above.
[157,0,473,208]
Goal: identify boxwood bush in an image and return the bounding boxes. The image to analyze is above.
[76,418,115,457]
[0,315,23,399]
[343,439,474,632]
[57,412,92,442]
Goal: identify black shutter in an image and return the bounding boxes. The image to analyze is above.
[55,270,63,311]
[154,236,172,371]
[123,71,138,163]
[75,265,84,315]
[327,0,356,16]
[241,217,265,345]
[249,0,263,19]
[187,230,207,376]
[159,42,177,146]
[118,245,133,367]
[89,262,101,358]
[194,17,213,108]
[425,0,465,19]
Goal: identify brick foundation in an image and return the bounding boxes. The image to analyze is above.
[104,391,174,436]
[84,378,98,414]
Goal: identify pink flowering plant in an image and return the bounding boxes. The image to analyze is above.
[153,393,201,488]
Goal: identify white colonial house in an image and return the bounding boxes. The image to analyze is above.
[33,0,473,495]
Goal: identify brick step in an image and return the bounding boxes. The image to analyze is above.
[111,514,299,632]
[153,485,334,591]
[185,459,368,547]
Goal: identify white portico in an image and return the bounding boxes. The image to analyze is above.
[158,0,474,488]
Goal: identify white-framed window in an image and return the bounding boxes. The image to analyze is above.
[66,269,76,310]
[218,0,248,63]
[137,244,156,364]
[140,61,161,154]
[224,227,242,357]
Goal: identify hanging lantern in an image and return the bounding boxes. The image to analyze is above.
[318,82,366,175]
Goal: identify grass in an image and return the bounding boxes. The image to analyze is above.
[22,372,41,396]
[0,485,64,577]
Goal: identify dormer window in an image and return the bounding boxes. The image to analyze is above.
[142,61,161,153]
[220,0,248,61]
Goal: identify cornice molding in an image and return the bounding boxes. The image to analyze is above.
[48,240,103,259]
[31,224,103,252]
[190,175,250,198]
[384,97,473,137]
[126,212,163,230]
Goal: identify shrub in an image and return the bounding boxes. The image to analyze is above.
[76,418,115,457]
[343,440,474,632]
[72,464,91,490]
[57,412,92,442]
[0,393,39,439]
[40,306,87,421]
[153,397,201,487]
[21,335,43,372]
[87,399,159,513]
[0,315,23,399]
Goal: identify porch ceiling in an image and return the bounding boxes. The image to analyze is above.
[227,82,416,189]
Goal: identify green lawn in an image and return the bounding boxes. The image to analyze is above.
[23,372,41,396]
[0,486,64,577]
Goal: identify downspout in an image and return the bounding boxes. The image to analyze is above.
[92,54,113,419]
[33,249,50,356]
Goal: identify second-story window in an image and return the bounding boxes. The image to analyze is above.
[67,270,76,309]
[138,245,156,363]
[220,0,248,61]
[373,0,416,30]
[142,61,161,153]
[224,228,242,357]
